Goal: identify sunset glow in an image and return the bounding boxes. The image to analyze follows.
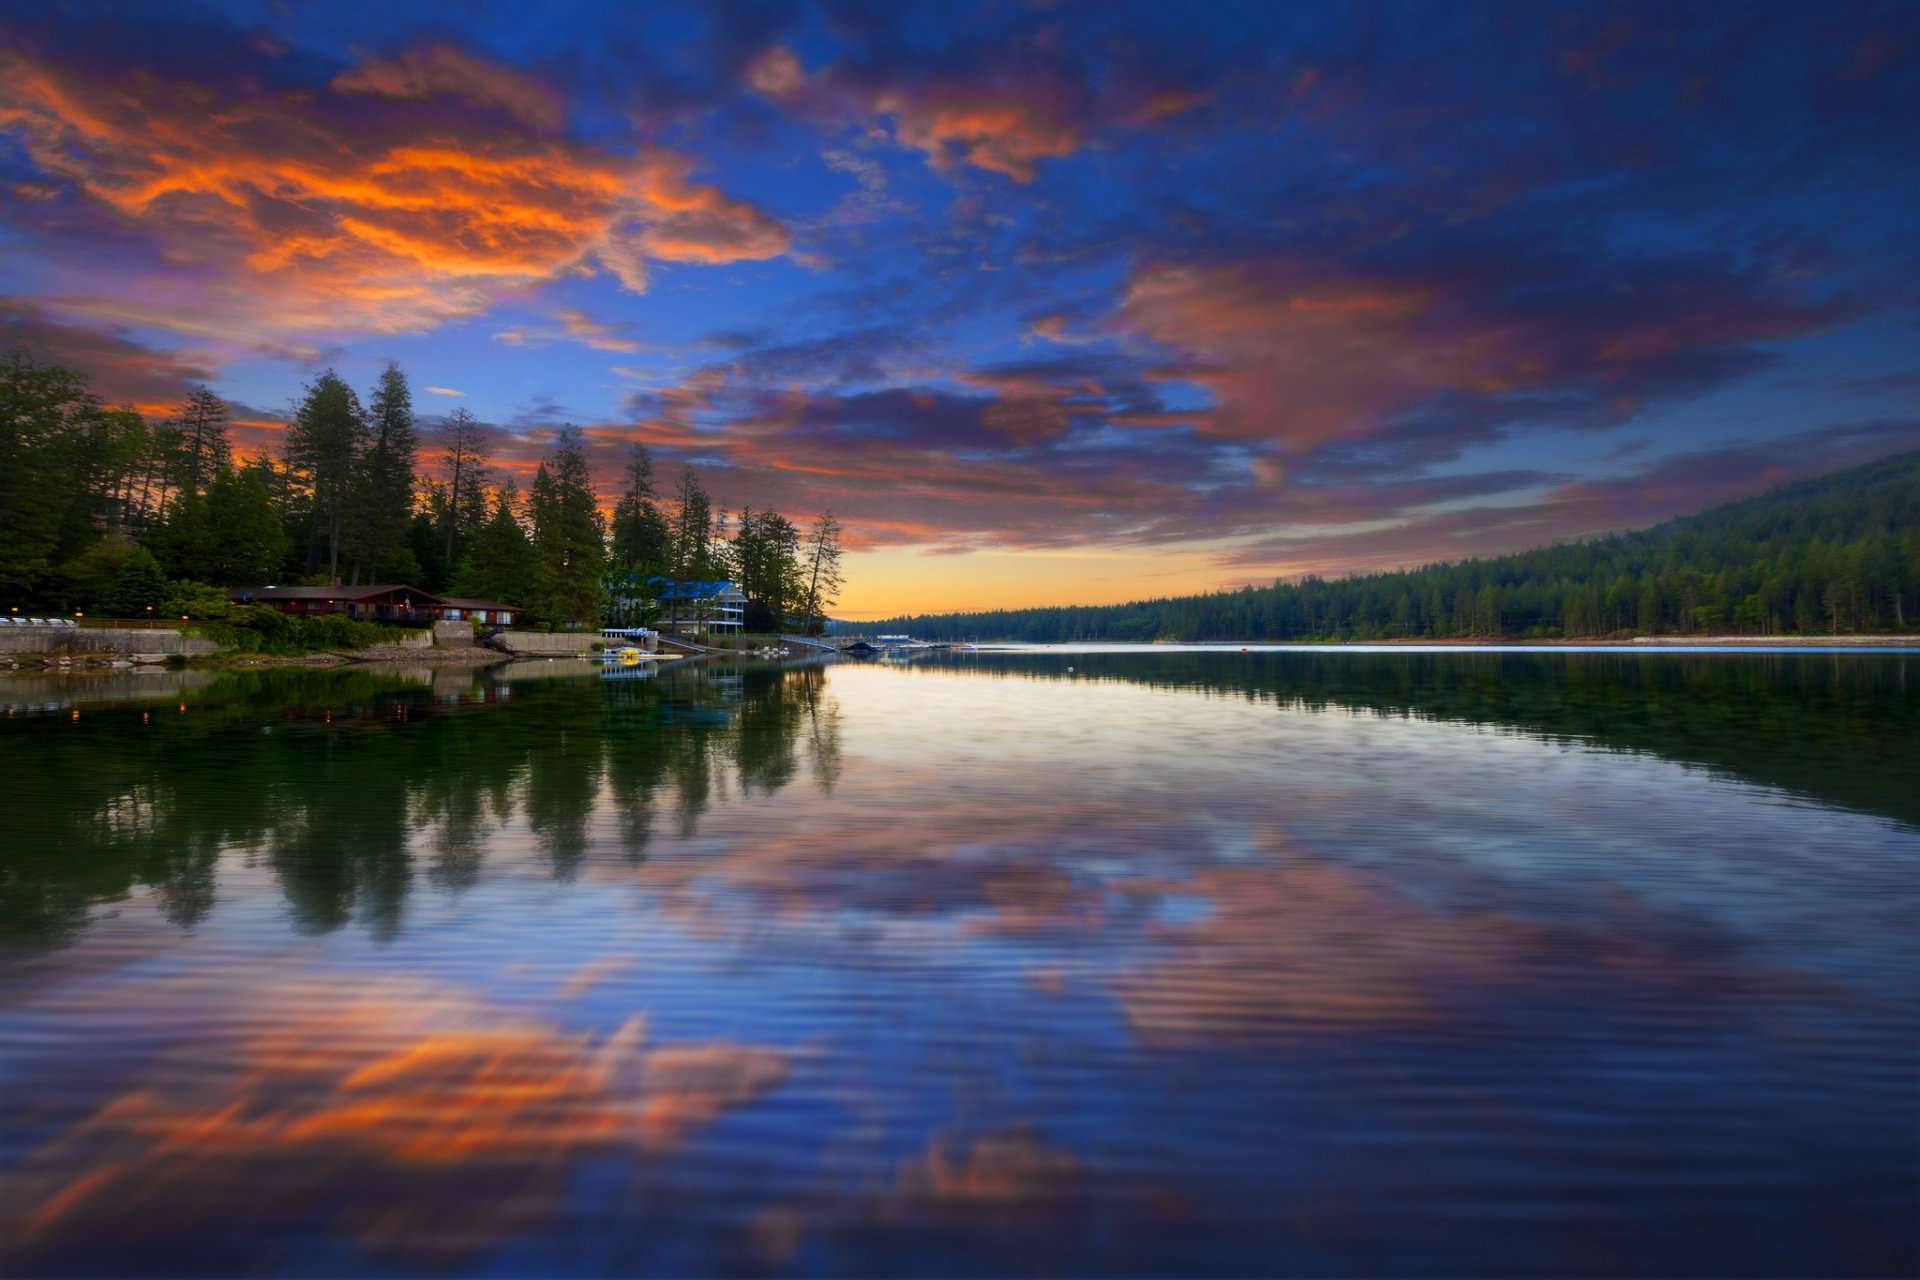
[2,1,1916,617]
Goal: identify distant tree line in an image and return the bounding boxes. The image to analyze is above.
[869,451,1920,642]
[0,344,844,631]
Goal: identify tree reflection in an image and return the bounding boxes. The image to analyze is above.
[0,660,843,952]
[914,650,1920,830]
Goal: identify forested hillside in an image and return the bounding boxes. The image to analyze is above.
[868,452,1920,641]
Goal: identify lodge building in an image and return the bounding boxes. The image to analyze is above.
[227,585,519,627]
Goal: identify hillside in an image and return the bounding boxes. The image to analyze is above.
[865,451,1920,642]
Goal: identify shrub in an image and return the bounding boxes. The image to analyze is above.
[165,581,238,621]
[200,608,386,654]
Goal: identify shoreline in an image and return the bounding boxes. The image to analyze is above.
[957,635,1920,649]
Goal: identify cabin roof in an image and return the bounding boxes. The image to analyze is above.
[229,584,446,603]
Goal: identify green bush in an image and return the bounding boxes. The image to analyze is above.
[165,581,239,621]
[201,608,388,654]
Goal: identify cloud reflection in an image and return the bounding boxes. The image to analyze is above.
[2,978,785,1265]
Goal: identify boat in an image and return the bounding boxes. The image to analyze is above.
[601,646,655,666]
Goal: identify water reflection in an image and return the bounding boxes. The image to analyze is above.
[4,976,786,1271]
[0,660,842,949]
[0,652,1914,1276]
[934,648,1920,829]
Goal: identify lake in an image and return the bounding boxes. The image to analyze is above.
[1,649,1915,1277]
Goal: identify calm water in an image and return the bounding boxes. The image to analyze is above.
[1,650,1915,1277]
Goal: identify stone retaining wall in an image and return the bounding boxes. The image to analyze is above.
[0,627,218,657]
[490,630,596,654]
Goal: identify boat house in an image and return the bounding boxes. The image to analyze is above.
[601,573,747,636]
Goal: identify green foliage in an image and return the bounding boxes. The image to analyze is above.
[405,511,451,592]
[435,408,492,566]
[610,445,671,569]
[57,535,141,607]
[529,426,607,626]
[344,361,419,581]
[170,387,232,493]
[164,580,238,620]
[96,546,173,617]
[874,452,1920,642]
[599,563,667,629]
[456,482,539,610]
[197,604,390,653]
[0,346,115,598]
[799,512,844,636]
[731,506,802,626]
[283,370,367,578]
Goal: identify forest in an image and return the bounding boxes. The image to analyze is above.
[867,451,1920,642]
[0,345,843,635]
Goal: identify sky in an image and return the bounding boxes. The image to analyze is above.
[1,0,1917,619]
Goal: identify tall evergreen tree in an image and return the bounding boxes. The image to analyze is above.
[207,462,289,585]
[346,361,419,582]
[455,481,538,607]
[731,506,802,630]
[171,387,232,495]
[0,346,108,599]
[799,511,845,636]
[670,467,720,579]
[437,408,491,565]
[283,370,367,580]
[147,483,214,582]
[528,427,607,625]
[610,445,671,569]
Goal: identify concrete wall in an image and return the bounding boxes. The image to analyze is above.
[490,630,596,654]
[0,627,218,657]
[433,620,476,648]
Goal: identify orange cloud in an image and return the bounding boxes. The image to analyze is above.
[876,92,1082,182]
[1119,261,1442,447]
[0,47,788,346]
[331,44,566,131]
[556,307,641,352]
[749,45,1200,182]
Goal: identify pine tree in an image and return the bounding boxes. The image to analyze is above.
[670,467,717,579]
[97,545,173,617]
[528,427,607,625]
[0,345,108,598]
[148,484,215,582]
[171,387,232,495]
[732,506,802,630]
[799,511,845,636]
[610,445,671,569]
[283,370,367,580]
[346,362,419,583]
[456,481,539,607]
[207,462,289,585]
[437,408,491,565]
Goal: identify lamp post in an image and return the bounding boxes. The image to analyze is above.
[146,605,154,630]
